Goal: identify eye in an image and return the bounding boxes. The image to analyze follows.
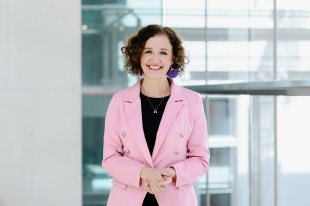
[160,51,168,55]
[144,50,152,54]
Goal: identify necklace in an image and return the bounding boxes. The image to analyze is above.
[146,96,165,114]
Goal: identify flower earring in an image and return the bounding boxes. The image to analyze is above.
[167,64,179,78]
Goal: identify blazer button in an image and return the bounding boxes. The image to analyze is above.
[121,132,126,138]
[174,150,180,155]
[180,133,185,138]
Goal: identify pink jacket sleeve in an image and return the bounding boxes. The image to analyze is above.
[102,94,146,188]
[171,94,210,187]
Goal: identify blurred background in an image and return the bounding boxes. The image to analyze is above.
[1,0,310,206]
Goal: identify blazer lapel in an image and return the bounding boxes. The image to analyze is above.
[123,81,154,167]
[152,81,185,159]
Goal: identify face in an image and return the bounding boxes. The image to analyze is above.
[140,35,173,80]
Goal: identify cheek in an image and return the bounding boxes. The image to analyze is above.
[140,55,149,65]
[167,56,173,65]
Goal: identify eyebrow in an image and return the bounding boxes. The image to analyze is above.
[143,47,170,51]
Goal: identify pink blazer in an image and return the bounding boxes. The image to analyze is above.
[102,80,210,206]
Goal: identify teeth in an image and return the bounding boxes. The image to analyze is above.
[149,66,160,70]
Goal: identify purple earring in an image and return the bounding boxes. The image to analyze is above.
[167,65,179,78]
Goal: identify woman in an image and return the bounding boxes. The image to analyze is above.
[102,24,210,206]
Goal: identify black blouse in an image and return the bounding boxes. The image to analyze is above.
[140,92,170,206]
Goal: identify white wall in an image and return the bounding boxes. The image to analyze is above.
[0,0,81,206]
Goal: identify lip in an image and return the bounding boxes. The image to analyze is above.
[148,65,162,70]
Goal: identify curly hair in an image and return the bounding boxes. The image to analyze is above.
[121,24,188,76]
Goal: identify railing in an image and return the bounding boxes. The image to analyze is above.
[82,80,310,96]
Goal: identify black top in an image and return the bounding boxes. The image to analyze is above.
[140,92,170,206]
[140,92,170,155]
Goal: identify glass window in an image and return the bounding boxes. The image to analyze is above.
[277,0,310,80]
[209,97,235,136]
[82,96,112,205]
[81,0,310,205]
[277,96,310,206]
[163,0,205,28]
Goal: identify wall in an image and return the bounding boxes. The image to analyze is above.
[0,0,81,205]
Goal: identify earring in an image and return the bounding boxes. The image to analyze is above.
[167,65,179,78]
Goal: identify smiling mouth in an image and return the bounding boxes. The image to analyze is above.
[148,65,162,70]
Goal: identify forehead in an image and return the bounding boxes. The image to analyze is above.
[144,35,172,49]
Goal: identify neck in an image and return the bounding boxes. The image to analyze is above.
[140,78,171,98]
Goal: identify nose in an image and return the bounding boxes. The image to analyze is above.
[150,53,161,64]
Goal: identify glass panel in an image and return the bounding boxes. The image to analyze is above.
[126,0,162,26]
[250,96,275,206]
[175,41,207,85]
[82,35,103,85]
[205,95,250,206]
[277,1,310,80]
[249,40,274,81]
[207,42,250,83]
[209,148,235,190]
[277,96,310,206]
[209,97,235,136]
[82,0,162,86]
[248,0,274,81]
[206,0,251,83]
[277,1,310,29]
[211,194,231,206]
[163,0,205,28]
[277,40,310,80]
[82,96,112,205]
[199,148,236,206]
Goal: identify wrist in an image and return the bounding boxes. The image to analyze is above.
[140,166,149,179]
[169,167,176,178]
[169,167,176,183]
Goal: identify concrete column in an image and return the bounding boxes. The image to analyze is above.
[0,0,81,206]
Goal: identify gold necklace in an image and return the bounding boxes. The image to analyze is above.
[146,96,165,114]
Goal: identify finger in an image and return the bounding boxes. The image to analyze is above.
[150,188,157,194]
[147,187,153,194]
[156,183,167,192]
[160,169,174,177]
[159,180,171,188]
[143,180,149,187]
[151,185,161,194]
[160,177,172,186]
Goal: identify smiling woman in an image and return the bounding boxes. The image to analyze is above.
[140,35,173,80]
[121,25,188,77]
[101,24,210,206]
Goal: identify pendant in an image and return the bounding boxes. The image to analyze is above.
[154,109,157,113]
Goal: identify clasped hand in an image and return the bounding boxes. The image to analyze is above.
[140,167,176,195]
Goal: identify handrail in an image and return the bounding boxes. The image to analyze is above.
[82,80,310,96]
[186,80,310,95]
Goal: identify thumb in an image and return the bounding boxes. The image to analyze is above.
[161,176,172,185]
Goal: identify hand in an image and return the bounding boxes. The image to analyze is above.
[141,179,153,194]
[160,175,172,186]
[160,167,176,184]
[140,167,166,194]
[142,174,172,194]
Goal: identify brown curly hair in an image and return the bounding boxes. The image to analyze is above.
[121,24,188,76]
